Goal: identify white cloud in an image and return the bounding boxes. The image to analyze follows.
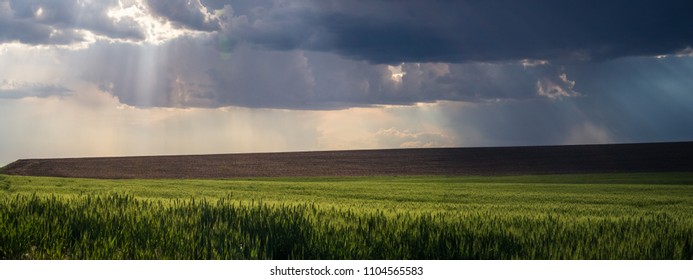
[536,73,580,100]
[521,59,550,68]
[144,0,220,32]
[387,64,405,83]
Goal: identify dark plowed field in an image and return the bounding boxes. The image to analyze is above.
[2,142,693,179]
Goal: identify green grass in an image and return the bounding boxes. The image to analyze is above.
[1,173,692,259]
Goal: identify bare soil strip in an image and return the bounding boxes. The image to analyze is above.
[2,142,693,179]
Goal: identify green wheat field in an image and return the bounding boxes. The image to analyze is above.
[0,173,692,259]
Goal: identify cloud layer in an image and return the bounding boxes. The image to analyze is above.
[4,0,692,61]
[2,0,692,109]
[74,39,581,109]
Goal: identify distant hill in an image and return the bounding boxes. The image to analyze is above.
[2,142,693,179]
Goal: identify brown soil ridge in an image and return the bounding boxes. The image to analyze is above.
[2,142,693,179]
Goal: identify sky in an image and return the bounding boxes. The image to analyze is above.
[1,0,693,166]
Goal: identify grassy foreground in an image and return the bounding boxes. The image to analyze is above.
[0,173,692,259]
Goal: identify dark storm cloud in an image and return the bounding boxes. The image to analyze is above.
[306,52,578,107]
[145,0,220,32]
[0,17,82,45]
[76,36,577,109]
[207,0,693,64]
[0,0,144,45]
[3,0,691,62]
[78,39,320,109]
[208,47,317,108]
